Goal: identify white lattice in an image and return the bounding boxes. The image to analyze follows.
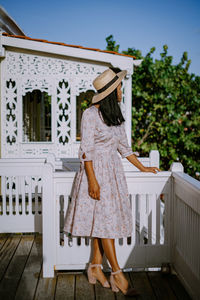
[21,78,53,96]
[6,79,17,145]
[6,52,105,77]
[73,78,95,96]
[56,79,71,145]
[2,50,129,158]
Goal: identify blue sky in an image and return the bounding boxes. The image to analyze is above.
[2,0,200,75]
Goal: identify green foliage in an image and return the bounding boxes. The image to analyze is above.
[79,90,95,111]
[105,35,200,179]
[122,48,143,59]
[105,35,120,53]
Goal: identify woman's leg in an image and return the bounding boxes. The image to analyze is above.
[91,238,104,264]
[101,238,129,290]
[90,238,109,285]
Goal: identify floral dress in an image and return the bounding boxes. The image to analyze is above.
[63,105,135,239]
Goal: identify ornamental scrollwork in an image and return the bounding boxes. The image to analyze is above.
[3,51,128,157]
[56,79,71,145]
[6,79,17,145]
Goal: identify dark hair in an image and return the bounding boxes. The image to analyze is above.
[91,67,125,126]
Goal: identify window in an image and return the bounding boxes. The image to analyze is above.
[76,90,95,141]
[23,90,51,142]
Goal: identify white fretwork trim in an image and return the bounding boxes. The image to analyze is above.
[2,50,130,158]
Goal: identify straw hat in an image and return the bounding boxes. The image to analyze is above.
[92,68,127,104]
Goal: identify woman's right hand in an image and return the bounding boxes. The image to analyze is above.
[88,178,100,200]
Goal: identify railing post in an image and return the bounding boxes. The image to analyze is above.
[169,162,184,271]
[149,150,160,168]
[46,153,63,171]
[42,163,55,278]
[170,162,184,173]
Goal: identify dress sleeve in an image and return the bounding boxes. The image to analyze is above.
[117,122,135,159]
[78,108,96,163]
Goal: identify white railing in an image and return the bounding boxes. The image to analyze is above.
[49,170,171,275]
[0,154,62,233]
[0,151,159,233]
[0,158,46,233]
[0,153,199,300]
[170,163,200,300]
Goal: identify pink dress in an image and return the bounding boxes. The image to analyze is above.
[63,105,134,239]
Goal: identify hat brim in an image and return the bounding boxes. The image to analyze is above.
[92,70,127,104]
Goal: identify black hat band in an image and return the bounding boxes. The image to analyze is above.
[97,75,119,93]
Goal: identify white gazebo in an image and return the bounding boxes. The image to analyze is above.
[0,31,141,160]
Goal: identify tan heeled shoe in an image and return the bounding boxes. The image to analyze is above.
[87,263,110,288]
[110,269,140,297]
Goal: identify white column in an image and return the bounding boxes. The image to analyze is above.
[42,163,55,277]
[124,74,132,146]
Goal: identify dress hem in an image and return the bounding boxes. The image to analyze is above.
[63,229,133,239]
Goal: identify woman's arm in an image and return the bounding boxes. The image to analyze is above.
[84,158,100,200]
[117,123,161,173]
[78,109,100,200]
[126,154,161,173]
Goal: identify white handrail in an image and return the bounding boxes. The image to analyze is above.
[170,166,200,300]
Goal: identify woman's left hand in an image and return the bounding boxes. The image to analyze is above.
[142,166,162,174]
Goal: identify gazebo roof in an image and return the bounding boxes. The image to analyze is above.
[2,32,136,59]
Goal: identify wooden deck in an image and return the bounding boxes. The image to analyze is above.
[0,233,192,300]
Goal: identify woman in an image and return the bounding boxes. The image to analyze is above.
[64,67,161,296]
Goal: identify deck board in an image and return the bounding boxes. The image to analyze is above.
[0,235,34,300]
[75,273,95,300]
[165,273,191,300]
[0,234,21,281]
[0,233,192,300]
[55,273,75,300]
[34,266,57,300]
[129,271,156,300]
[0,233,9,250]
[147,271,177,299]
[15,234,42,300]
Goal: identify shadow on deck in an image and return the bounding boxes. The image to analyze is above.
[0,233,192,300]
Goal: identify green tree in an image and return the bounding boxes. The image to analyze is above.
[122,47,143,60]
[105,35,200,179]
[105,35,120,53]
